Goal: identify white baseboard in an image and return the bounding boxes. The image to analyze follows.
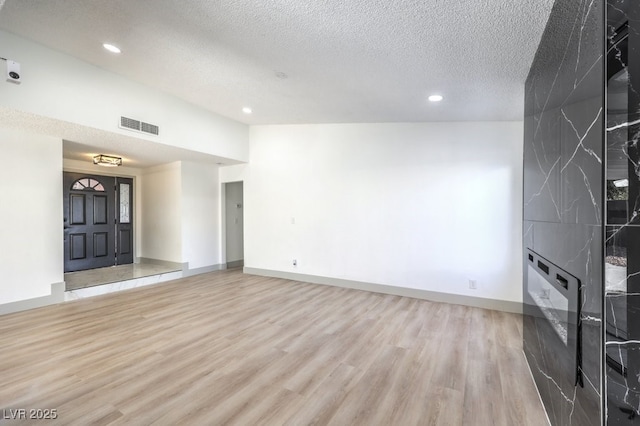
[0,262,227,315]
[0,266,521,316]
[243,267,522,314]
[0,282,65,316]
[137,257,186,270]
[182,263,224,277]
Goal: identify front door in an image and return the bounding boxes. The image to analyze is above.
[63,172,133,272]
[115,177,134,265]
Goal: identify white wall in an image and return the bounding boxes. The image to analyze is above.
[140,163,183,263]
[242,122,523,303]
[220,164,248,184]
[0,128,63,304]
[139,161,221,269]
[181,161,220,269]
[0,30,248,162]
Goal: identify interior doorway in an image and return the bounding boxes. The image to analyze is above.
[224,181,244,268]
[63,172,133,272]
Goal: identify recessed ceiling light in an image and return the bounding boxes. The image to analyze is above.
[242,107,252,114]
[428,94,443,102]
[102,43,121,54]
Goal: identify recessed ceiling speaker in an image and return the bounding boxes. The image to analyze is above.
[6,60,21,84]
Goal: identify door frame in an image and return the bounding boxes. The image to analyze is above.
[62,164,138,272]
[221,181,244,269]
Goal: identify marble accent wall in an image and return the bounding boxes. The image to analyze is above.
[523,0,604,424]
[605,1,640,423]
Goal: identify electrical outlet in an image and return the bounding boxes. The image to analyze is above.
[469,279,477,290]
[293,259,297,266]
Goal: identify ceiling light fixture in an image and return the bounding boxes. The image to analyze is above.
[93,154,123,167]
[242,107,252,114]
[613,178,629,188]
[428,94,444,102]
[102,43,121,54]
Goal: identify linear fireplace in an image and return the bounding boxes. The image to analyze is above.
[525,249,582,387]
[523,0,604,423]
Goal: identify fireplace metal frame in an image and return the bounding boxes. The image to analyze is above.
[525,249,582,386]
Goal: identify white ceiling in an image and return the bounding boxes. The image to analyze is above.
[0,0,555,126]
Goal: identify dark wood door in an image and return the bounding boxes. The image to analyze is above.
[63,173,135,272]
[63,173,116,272]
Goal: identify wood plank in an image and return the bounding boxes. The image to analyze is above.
[0,269,548,425]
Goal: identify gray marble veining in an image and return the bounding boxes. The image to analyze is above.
[605,1,640,424]
[523,0,603,424]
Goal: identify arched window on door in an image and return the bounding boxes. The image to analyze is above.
[71,178,105,191]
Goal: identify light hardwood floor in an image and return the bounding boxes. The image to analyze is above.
[0,269,548,425]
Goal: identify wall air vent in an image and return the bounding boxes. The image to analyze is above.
[119,116,159,136]
[140,122,159,135]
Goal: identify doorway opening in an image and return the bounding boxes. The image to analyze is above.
[223,181,244,268]
[63,172,133,273]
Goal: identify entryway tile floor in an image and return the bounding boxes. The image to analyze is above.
[64,263,182,291]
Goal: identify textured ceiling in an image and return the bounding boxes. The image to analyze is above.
[0,0,555,126]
